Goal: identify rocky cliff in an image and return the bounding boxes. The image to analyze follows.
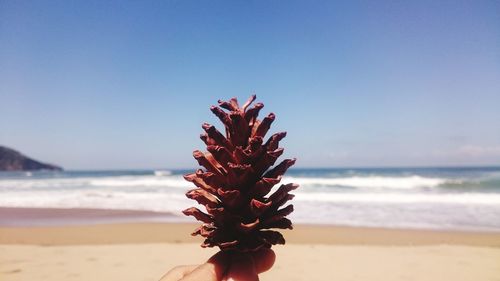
[0,146,63,171]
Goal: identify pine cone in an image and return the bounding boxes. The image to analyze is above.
[183,95,298,252]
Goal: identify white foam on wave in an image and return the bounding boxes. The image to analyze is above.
[2,189,499,214]
[294,191,500,205]
[0,174,455,191]
[154,170,172,176]
[89,176,187,188]
[0,175,190,190]
[284,175,451,189]
[1,173,500,230]
[0,190,192,213]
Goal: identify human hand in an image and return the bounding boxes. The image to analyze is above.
[159,248,275,281]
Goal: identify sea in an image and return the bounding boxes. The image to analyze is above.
[1,167,500,232]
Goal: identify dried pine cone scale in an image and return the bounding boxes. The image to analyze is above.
[183,95,298,252]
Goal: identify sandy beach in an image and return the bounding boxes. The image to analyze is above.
[1,208,500,281]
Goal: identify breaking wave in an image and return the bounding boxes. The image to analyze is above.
[1,168,500,231]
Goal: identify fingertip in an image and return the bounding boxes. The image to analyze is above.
[251,248,276,273]
[206,251,231,279]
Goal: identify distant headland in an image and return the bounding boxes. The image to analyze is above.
[0,146,63,171]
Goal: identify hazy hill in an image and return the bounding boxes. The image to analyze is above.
[0,146,63,171]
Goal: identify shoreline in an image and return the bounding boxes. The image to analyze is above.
[1,207,500,246]
[0,207,178,226]
[2,206,500,231]
[2,207,500,281]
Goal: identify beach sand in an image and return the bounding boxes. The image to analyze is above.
[1,208,500,281]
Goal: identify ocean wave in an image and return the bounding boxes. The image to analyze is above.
[293,192,500,205]
[0,174,488,192]
[89,176,186,188]
[0,175,190,190]
[1,189,499,214]
[154,170,172,176]
[283,175,453,189]
[0,190,191,213]
[2,168,500,231]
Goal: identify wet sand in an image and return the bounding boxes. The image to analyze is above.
[1,207,500,281]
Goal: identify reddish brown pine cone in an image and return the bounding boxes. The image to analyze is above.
[183,95,298,252]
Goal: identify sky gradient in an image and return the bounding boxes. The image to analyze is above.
[1,0,499,169]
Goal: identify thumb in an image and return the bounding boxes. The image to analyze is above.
[225,253,258,281]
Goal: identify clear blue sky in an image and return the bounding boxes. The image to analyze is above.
[1,0,499,169]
